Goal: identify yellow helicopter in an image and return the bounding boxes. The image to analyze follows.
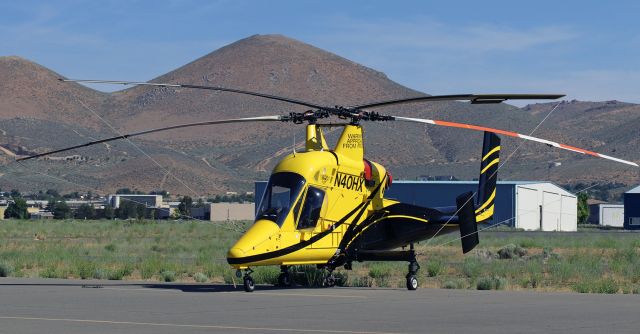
[19,79,639,292]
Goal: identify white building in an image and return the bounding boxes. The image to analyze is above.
[591,204,625,228]
[514,182,577,231]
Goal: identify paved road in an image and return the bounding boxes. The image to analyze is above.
[0,278,637,333]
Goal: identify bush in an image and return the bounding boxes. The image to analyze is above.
[426,259,443,277]
[442,280,457,289]
[594,278,619,294]
[252,267,279,285]
[108,266,133,280]
[348,276,372,287]
[476,277,507,290]
[194,272,208,283]
[93,268,108,280]
[368,264,392,287]
[0,262,14,277]
[497,244,527,259]
[74,261,96,279]
[295,265,324,287]
[40,266,61,279]
[476,277,493,290]
[462,257,482,279]
[104,244,116,252]
[161,270,176,282]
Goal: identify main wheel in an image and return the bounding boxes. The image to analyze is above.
[324,275,336,288]
[277,273,292,287]
[243,276,255,292]
[406,275,418,290]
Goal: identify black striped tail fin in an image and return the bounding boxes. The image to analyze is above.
[475,132,500,222]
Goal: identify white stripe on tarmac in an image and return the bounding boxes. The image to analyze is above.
[0,316,396,334]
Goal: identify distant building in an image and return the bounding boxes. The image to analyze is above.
[210,203,255,222]
[590,204,624,228]
[108,194,163,209]
[255,180,577,231]
[30,211,54,220]
[624,186,640,230]
[587,199,607,224]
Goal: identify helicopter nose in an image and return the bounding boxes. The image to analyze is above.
[227,247,245,259]
[226,219,280,264]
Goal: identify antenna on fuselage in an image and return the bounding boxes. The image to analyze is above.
[293,132,296,156]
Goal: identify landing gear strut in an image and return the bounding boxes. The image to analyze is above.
[277,265,292,287]
[323,267,337,288]
[406,244,420,291]
[242,268,255,292]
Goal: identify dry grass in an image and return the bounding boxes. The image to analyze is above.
[1,220,639,293]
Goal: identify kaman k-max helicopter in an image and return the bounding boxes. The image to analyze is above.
[19,79,639,292]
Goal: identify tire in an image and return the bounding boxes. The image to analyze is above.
[243,276,255,292]
[406,275,418,290]
[324,275,336,288]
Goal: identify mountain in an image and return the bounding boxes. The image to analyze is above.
[0,34,638,197]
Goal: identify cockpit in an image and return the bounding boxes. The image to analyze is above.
[255,172,306,226]
[255,172,327,230]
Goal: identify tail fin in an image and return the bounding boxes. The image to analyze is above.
[457,191,479,253]
[475,131,500,223]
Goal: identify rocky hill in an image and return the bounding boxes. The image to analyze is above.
[0,34,638,197]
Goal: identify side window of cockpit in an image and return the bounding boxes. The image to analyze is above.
[297,187,325,230]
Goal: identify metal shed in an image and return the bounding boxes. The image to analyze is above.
[255,180,577,231]
[624,186,640,230]
[596,204,625,228]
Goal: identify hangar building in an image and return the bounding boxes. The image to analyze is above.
[255,180,577,231]
[624,185,640,230]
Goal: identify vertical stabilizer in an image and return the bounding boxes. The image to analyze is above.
[475,132,500,222]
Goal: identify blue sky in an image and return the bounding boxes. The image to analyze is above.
[2,1,640,104]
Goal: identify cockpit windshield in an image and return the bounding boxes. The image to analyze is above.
[256,172,306,226]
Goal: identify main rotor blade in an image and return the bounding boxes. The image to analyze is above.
[393,116,638,167]
[61,79,327,110]
[17,116,283,161]
[355,94,565,109]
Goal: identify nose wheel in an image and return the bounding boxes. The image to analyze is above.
[277,265,292,287]
[240,269,255,292]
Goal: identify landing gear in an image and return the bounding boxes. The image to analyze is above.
[406,274,418,290]
[242,268,255,292]
[277,265,292,287]
[406,243,420,291]
[322,267,337,288]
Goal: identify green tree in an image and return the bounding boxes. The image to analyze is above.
[5,197,28,219]
[116,201,137,219]
[53,200,72,219]
[577,193,589,224]
[177,196,193,218]
[75,203,96,219]
[103,205,115,219]
[45,189,60,198]
[135,203,146,220]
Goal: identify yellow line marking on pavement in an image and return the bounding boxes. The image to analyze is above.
[0,316,397,334]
